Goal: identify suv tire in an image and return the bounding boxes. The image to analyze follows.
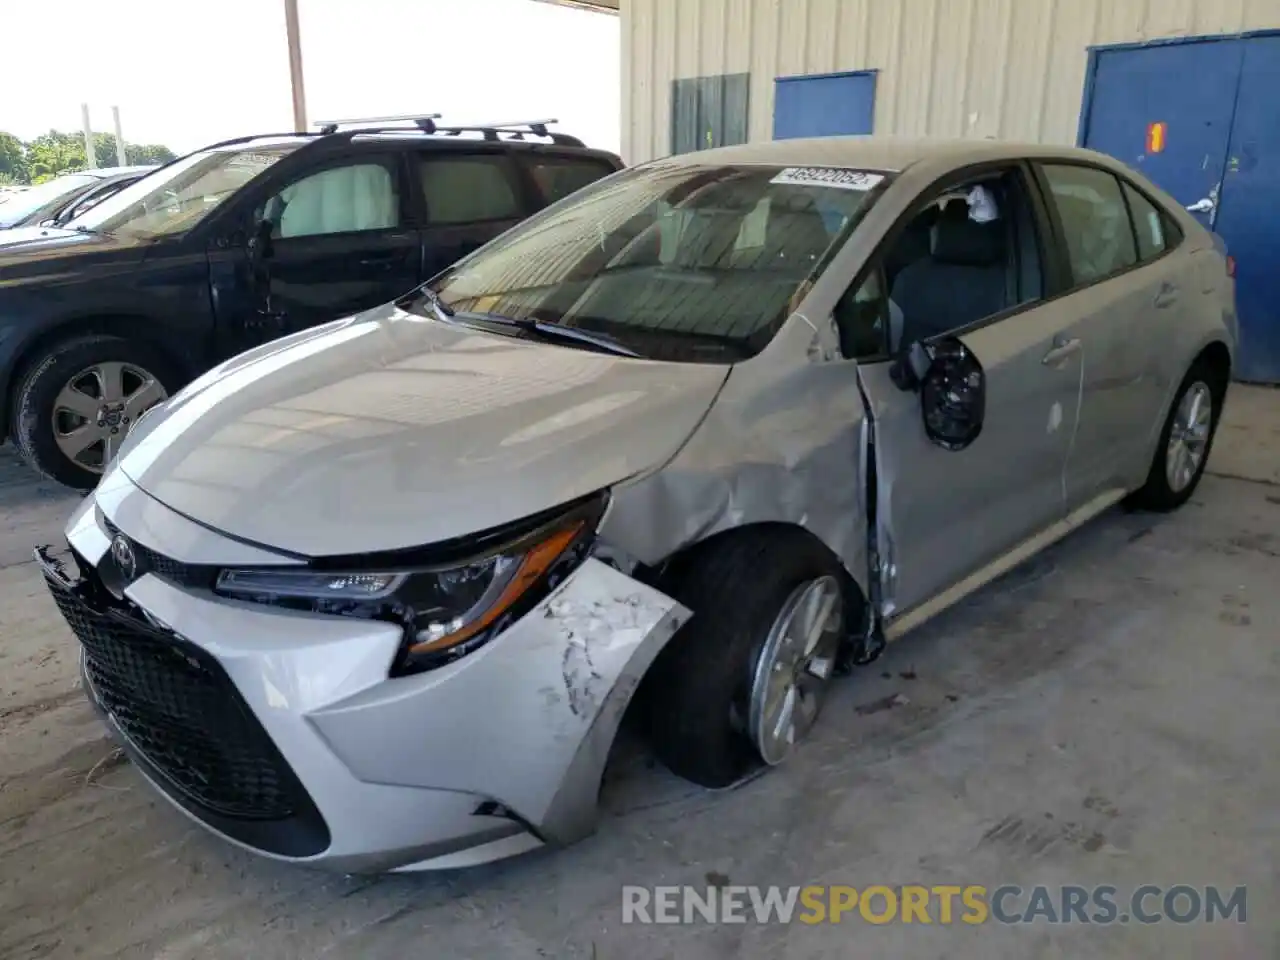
[11,335,178,490]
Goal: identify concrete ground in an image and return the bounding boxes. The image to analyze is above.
[1,387,1277,960]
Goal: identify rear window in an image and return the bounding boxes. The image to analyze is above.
[524,156,618,205]
[418,155,522,224]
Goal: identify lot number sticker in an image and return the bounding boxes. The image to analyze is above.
[770,167,885,191]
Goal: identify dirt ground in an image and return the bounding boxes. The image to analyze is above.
[1,387,1277,960]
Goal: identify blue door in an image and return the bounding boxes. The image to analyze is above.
[1215,36,1280,383]
[773,72,876,140]
[1082,40,1241,230]
[1081,36,1280,383]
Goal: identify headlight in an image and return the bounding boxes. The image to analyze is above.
[214,496,604,675]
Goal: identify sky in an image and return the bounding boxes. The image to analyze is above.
[0,0,620,154]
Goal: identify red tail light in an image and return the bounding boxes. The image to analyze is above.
[1226,255,1237,278]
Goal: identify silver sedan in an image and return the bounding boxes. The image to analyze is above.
[41,137,1235,872]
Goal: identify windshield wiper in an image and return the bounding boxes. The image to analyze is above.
[414,287,455,323]
[454,311,640,358]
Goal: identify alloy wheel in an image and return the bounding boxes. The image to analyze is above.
[52,362,168,474]
[748,575,844,766]
[1165,381,1213,494]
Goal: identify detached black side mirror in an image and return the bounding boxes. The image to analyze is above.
[919,337,985,451]
[889,336,986,451]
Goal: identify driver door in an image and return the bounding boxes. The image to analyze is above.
[847,163,1083,619]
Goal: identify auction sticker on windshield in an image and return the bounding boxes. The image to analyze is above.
[771,168,886,191]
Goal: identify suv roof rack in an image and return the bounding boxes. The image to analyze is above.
[195,115,588,156]
[434,119,584,147]
[312,113,443,135]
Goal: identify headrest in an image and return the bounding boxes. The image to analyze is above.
[930,203,1004,266]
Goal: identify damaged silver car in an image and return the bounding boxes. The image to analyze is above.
[40,137,1236,873]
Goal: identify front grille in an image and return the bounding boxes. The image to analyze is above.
[45,570,300,821]
[101,518,215,589]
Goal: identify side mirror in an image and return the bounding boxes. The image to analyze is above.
[247,217,275,263]
[919,337,985,451]
[889,336,986,451]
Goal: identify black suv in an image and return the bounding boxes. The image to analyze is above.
[0,117,623,488]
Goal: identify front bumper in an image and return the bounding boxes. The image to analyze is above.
[46,473,688,873]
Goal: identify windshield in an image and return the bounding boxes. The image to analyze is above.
[69,144,298,239]
[418,161,891,362]
[0,174,98,227]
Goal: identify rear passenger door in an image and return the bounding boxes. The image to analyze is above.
[415,151,528,281]
[1033,162,1184,510]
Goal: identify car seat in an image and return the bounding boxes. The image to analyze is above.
[890,200,1008,346]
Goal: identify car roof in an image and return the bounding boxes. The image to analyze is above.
[671,135,1114,173]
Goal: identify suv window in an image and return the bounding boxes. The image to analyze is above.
[1121,181,1171,262]
[419,155,521,224]
[837,167,1045,357]
[263,161,400,239]
[524,156,617,205]
[1040,164,1138,285]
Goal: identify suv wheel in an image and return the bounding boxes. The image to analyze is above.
[11,335,176,489]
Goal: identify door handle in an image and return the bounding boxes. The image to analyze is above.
[1042,336,1082,367]
[1154,282,1179,309]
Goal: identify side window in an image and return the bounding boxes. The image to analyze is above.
[1121,181,1171,262]
[1040,164,1138,285]
[841,168,1044,357]
[264,162,400,239]
[833,269,891,359]
[419,156,521,225]
[524,156,616,206]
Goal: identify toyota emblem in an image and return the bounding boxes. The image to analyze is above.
[111,534,137,582]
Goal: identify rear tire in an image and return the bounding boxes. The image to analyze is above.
[646,529,848,788]
[11,335,177,490]
[1126,357,1226,512]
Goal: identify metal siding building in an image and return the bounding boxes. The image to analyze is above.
[621,0,1280,164]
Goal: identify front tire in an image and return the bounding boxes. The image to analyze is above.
[646,530,849,788]
[11,335,177,490]
[1127,358,1225,512]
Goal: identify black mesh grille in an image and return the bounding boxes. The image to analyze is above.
[46,571,300,821]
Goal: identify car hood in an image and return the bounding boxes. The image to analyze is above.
[115,304,730,557]
[0,227,150,279]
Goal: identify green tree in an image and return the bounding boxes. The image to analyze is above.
[0,132,27,183]
[22,130,178,181]
[25,130,86,182]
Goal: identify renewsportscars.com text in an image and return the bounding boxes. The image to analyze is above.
[621,884,1248,926]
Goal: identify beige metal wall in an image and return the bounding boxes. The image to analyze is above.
[621,0,1280,163]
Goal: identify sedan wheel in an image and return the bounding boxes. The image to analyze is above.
[52,361,168,474]
[748,574,844,766]
[1165,380,1213,494]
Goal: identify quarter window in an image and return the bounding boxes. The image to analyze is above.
[1121,182,1170,262]
[1040,164,1138,285]
[419,156,521,224]
[525,157,616,205]
[267,162,400,239]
